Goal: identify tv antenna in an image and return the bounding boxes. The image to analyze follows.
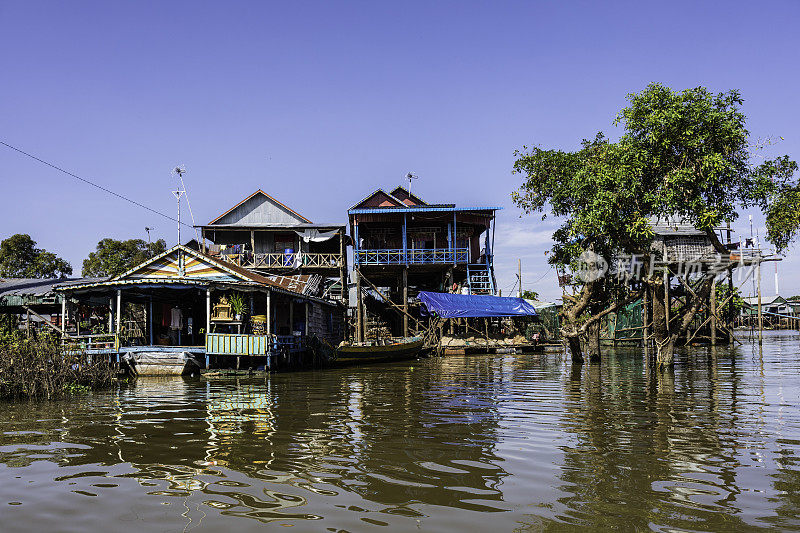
[405,172,419,198]
[171,165,200,246]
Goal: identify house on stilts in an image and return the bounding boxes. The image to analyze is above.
[348,186,501,341]
[55,241,345,373]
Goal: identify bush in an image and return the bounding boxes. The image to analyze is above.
[0,334,115,400]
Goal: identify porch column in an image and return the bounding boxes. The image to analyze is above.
[201,228,207,254]
[353,217,359,266]
[108,297,113,333]
[403,213,408,264]
[115,289,122,349]
[403,266,409,337]
[356,269,364,343]
[453,211,457,266]
[448,223,452,260]
[206,288,211,338]
[61,295,67,338]
[250,230,256,257]
[266,289,272,335]
[149,297,154,346]
[339,230,347,303]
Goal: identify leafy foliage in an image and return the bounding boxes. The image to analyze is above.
[521,290,540,301]
[0,234,73,278]
[82,238,167,277]
[512,83,798,361]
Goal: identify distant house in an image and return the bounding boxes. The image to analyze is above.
[197,190,348,302]
[650,217,719,263]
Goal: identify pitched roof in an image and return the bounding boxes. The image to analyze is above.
[349,188,405,210]
[389,186,427,206]
[209,190,312,225]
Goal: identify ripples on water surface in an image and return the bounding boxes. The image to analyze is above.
[1,331,799,532]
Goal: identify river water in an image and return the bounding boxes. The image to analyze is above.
[1,331,799,532]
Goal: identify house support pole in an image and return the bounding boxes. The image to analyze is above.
[206,288,211,338]
[356,269,364,343]
[403,266,409,337]
[757,257,763,345]
[710,280,717,346]
[149,297,154,346]
[266,289,271,335]
[115,289,122,350]
[339,230,347,303]
[61,296,67,342]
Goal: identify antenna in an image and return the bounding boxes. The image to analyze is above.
[144,227,152,244]
[171,166,186,245]
[171,165,200,246]
[405,172,419,199]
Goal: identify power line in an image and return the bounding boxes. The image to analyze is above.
[1,141,192,227]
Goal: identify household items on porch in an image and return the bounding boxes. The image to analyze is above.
[211,295,233,321]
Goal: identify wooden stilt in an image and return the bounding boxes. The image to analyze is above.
[710,280,717,346]
[149,297,154,346]
[115,289,122,350]
[356,269,364,343]
[757,256,763,345]
[403,266,409,337]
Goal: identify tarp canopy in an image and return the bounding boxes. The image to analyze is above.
[417,291,538,318]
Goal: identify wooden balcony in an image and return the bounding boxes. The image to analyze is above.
[355,248,469,265]
[219,252,344,269]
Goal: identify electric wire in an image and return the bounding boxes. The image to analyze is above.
[1,141,193,227]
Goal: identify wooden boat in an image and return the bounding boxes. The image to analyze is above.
[121,348,205,376]
[335,336,424,365]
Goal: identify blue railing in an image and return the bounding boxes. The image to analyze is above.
[355,248,469,265]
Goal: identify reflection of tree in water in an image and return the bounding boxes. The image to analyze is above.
[547,346,763,531]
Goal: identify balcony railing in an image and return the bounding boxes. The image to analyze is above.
[219,252,344,269]
[355,248,469,265]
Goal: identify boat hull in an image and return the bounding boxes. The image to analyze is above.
[335,337,424,365]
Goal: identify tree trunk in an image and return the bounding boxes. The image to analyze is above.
[566,333,584,364]
[656,336,676,368]
[586,320,601,363]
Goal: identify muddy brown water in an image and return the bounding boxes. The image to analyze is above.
[1,331,799,532]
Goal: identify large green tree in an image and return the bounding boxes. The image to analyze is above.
[513,83,798,366]
[82,238,167,277]
[0,234,73,279]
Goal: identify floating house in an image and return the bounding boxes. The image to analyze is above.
[197,190,348,302]
[348,186,500,339]
[55,245,344,373]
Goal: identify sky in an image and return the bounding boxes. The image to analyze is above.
[1,1,799,301]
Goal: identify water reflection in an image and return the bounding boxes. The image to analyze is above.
[0,332,798,531]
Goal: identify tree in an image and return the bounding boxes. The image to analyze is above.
[521,290,540,301]
[513,83,798,367]
[82,238,167,277]
[0,234,73,279]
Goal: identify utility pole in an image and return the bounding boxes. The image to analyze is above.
[757,254,763,345]
[518,259,522,298]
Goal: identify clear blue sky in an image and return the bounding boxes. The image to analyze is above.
[2,1,798,300]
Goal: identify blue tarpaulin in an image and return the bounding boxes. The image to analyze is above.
[417,291,538,318]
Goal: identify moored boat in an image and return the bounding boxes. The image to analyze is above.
[335,336,424,365]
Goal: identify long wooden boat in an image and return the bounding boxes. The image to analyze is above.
[335,336,424,365]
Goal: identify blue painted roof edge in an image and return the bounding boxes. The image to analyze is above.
[348,206,502,215]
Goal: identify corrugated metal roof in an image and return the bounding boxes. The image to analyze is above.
[349,206,502,214]
[649,216,706,236]
[0,278,103,297]
[197,223,344,229]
